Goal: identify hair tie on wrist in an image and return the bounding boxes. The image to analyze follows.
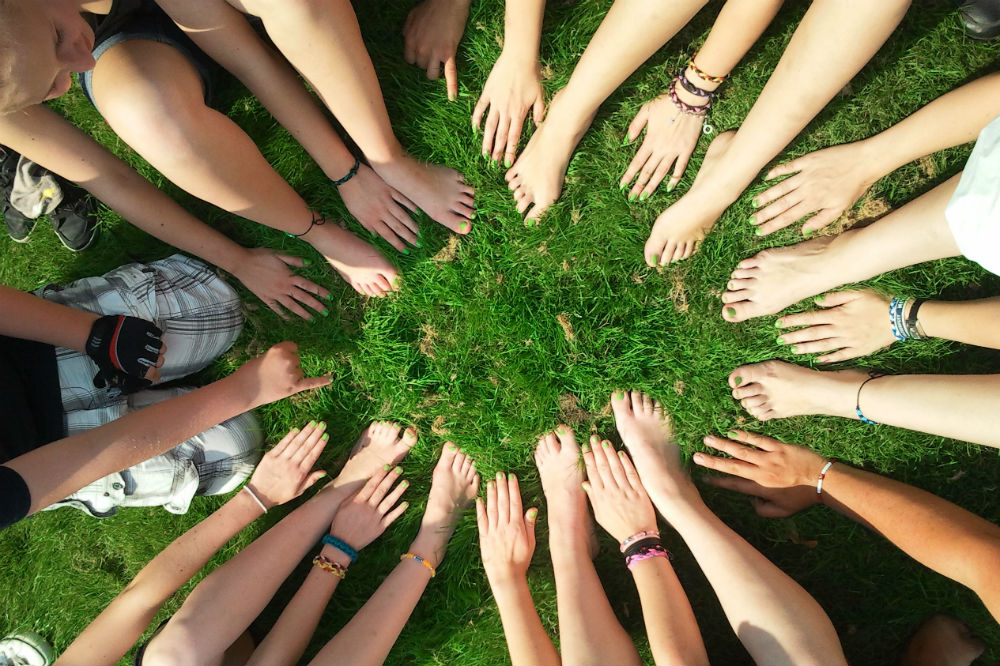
[332,158,360,187]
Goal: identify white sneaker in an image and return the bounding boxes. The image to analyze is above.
[0,633,54,666]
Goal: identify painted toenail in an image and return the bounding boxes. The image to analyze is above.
[776,337,785,345]
[726,307,736,318]
[649,254,658,265]
[734,376,743,386]
[639,192,649,201]
[790,345,798,353]
[581,443,591,453]
[614,391,625,400]
[415,240,423,248]
[526,219,536,227]
[319,309,328,317]
[460,221,469,232]
[775,319,783,328]
[470,212,477,220]
[482,151,488,158]
[727,430,738,438]
[505,159,512,168]
[803,228,814,236]
[446,443,457,450]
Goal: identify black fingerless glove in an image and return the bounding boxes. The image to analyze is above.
[85,314,163,393]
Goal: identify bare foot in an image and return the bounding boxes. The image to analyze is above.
[373,154,475,235]
[505,96,591,224]
[305,223,399,297]
[900,615,985,666]
[611,390,696,504]
[409,443,479,564]
[643,130,736,266]
[720,232,845,322]
[332,421,417,493]
[534,427,599,557]
[727,360,867,421]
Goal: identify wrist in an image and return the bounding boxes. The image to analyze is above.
[320,543,354,569]
[497,45,540,70]
[856,135,904,184]
[408,530,446,566]
[242,483,273,513]
[74,310,101,354]
[487,569,529,594]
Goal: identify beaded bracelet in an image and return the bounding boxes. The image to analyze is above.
[285,211,328,239]
[332,157,360,187]
[815,460,835,502]
[625,544,671,571]
[620,530,660,553]
[855,373,884,425]
[686,57,728,84]
[312,554,347,579]
[889,296,908,342]
[322,534,358,563]
[401,552,436,577]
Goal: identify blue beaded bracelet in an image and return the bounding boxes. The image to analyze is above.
[322,534,358,562]
[855,374,883,426]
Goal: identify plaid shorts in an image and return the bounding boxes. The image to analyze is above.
[37,255,262,518]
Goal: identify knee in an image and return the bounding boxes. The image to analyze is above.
[197,410,263,496]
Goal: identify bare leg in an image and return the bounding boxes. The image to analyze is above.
[534,428,641,666]
[241,0,476,234]
[899,616,986,666]
[92,40,399,298]
[727,360,1000,448]
[644,0,911,264]
[721,173,961,322]
[505,0,709,222]
[612,391,847,665]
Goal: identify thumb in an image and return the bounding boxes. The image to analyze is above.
[444,57,459,101]
[814,290,860,308]
[274,252,305,268]
[524,507,538,546]
[305,470,328,489]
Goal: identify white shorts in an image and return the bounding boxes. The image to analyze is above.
[946,114,1000,276]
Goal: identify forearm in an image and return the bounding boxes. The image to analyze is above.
[0,285,96,351]
[56,490,262,666]
[693,0,783,77]
[500,0,545,65]
[653,492,845,665]
[860,72,1000,179]
[248,546,348,666]
[161,483,351,660]
[630,557,708,665]
[916,297,1000,349]
[823,465,1000,619]
[488,575,560,666]
[7,373,257,514]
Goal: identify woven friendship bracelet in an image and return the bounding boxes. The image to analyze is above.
[675,68,717,99]
[401,552,436,577]
[668,80,710,116]
[322,534,358,563]
[332,157,360,187]
[625,544,671,571]
[620,530,660,553]
[889,296,908,342]
[312,554,347,579]
[686,57,728,84]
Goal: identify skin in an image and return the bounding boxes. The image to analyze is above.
[403,0,471,102]
[55,424,330,666]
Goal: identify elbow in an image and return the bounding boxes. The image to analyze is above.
[139,621,210,666]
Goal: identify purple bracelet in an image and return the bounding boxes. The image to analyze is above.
[625,545,671,571]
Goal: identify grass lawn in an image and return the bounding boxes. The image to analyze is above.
[3,0,1000,663]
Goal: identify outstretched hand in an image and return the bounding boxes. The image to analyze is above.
[330,464,409,551]
[581,436,657,543]
[694,430,826,518]
[477,471,537,585]
[232,341,331,409]
[232,247,331,320]
[752,142,878,236]
[620,94,704,200]
[337,163,419,252]
[473,54,545,166]
[776,289,896,363]
[403,0,471,101]
[245,421,330,510]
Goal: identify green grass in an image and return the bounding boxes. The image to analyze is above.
[3,0,1000,663]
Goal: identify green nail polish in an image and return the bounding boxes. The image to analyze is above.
[816,294,825,302]
[602,440,611,448]
[322,433,329,441]
[628,192,637,202]
[401,479,409,487]
[526,219,536,227]
[614,391,625,400]
[775,320,783,328]
[639,192,649,201]
[619,183,627,191]
[487,480,495,487]
[308,420,316,428]
[727,430,738,438]
[504,158,511,168]
[727,307,736,318]
[460,221,469,232]
[285,232,295,238]
[803,228,814,237]
[621,136,630,147]
[482,151,488,158]
[755,228,764,236]
[446,443,457,450]
[321,309,329,317]
[618,450,626,458]
[734,376,743,386]
[383,464,391,471]
[666,183,675,193]
[508,473,516,480]
[402,248,409,255]
[776,336,785,345]
[790,345,798,353]
[394,466,403,474]
[415,240,422,248]
[650,254,658,265]
[748,216,756,225]
[527,508,538,519]
[470,212,477,220]
[581,443,591,453]
[303,258,311,266]
[752,199,760,209]
[324,293,333,301]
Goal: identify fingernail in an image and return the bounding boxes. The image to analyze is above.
[446,443,457,450]
[581,443,591,453]
[649,254,658,265]
[400,479,409,487]
[752,199,760,208]
[692,453,704,464]
[505,158,511,168]
[776,337,785,345]
[487,480,495,488]
[617,450,626,458]
[394,466,403,474]
[790,345,798,353]
[527,508,538,519]
[602,440,611,448]
[628,192,637,202]
[803,228,814,237]
[508,473,516,480]
[400,501,409,509]
[324,293,333,301]
[727,430,738,438]
[322,433,329,441]
[319,471,328,478]
[402,248,410,255]
[816,294,825,302]
[614,391,625,400]
[734,376,743,386]
[748,216,756,225]
[308,420,317,428]
[321,309,329,317]
[639,192,649,201]
[755,228,764,236]
[581,482,589,491]
[666,183,675,193]
[383,464,391,471]
[775,320,783,328]
[497,471,504,479]
[619,182,627,191]
[303,258,312,266]
[726,307,736,318]
[415,240,423,248]
[526,219,536,227]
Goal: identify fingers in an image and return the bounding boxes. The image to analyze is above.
[143,365,162,383]
[276,294,312,321]
[507,473,523,523]
[269,426,299,458]
[494,470,510,521]
[444,56,458,101]
[356,464,391,503]
[486,474,499,525]
[274,253,306,269]
[702,434,763,463]
[625,105,650,145]
[382,499,409,526]
[581,435,602,490]
[491,115,511,163]
[476,496,488,536]
[304,469,328,488]
[425,58,442,81]
[524,507,538,548]
[482,108,500,160]
[472,94,489,130]
[756,201,812,236]
[801,208,843,234]
[296,373,333,393]
[617,450,645,493]
[724,429,781,452]
[763,157,805,183]
[702,473,768,497]
[691,449,756,480]
[377,477,409,514]
[597,439,628,488]
[505,112,526,167]
[815,289,862,308]
[532,97,545,126]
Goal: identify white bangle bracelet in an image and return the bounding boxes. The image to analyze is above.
[243,485,269,514]
[816,461,835,499]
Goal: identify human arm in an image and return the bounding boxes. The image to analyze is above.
[246,466,409,666]
[582,441,708,665]
[5,341,327,516]
[403,0,472,101]
[55,426,330,666]
[472,0,546,165]
[754,72,1000,234]
[0,104,330,318]
[476,472,559,666]
[621,0,783,198]
[774,290,1000,364]
[695,430,1000,622]
[155,0,420,250]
